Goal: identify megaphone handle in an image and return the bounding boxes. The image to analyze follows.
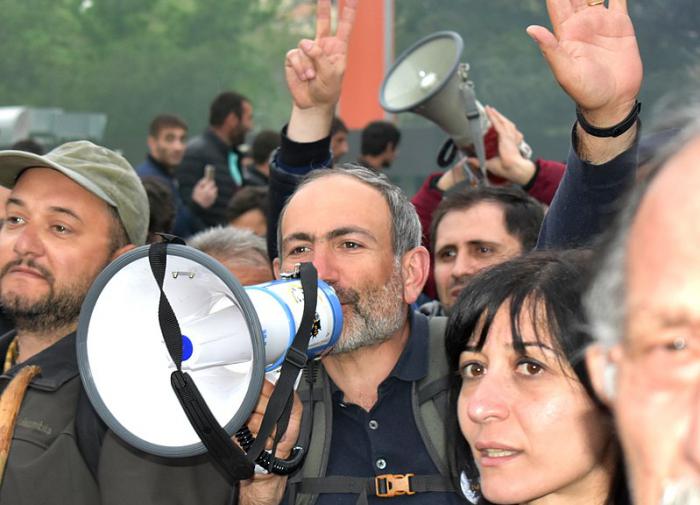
[171,371,254,482]
[245,263,318,470]
[147,243,256,482]
[461,83,489,186]
[437,139,458,168]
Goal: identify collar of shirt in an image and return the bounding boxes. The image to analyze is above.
[145,154,172,176]
[331,310,430,401]
[0,331,78,392]
[204,128,241,157]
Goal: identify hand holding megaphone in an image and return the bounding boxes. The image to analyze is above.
[464,106,536,187]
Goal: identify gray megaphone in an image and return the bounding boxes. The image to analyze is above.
[76,244,342,458]
[380,31,490,179]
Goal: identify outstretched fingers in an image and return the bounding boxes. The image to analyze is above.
[608,0,628,13]
[315,0,331,39]
[335,0,358,44]
[545,0,574,35]
[526,24,573,79]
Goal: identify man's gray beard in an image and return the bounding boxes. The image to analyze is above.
[660,480,700,505]
[0,259,96,334]
[330,265,406,355]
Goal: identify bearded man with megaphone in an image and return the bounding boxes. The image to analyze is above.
[0,0,641,503]
[246,0,642,504]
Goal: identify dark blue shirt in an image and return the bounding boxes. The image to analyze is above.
[318,311,465,505]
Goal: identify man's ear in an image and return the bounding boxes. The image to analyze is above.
[272,257,281,280]
[586,343,620,406]
[146,135,157,154]
[111,243,136,262]
[400,246,430,305]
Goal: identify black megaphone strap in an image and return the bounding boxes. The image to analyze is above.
[148,242,254,483]
[245,262,318,463]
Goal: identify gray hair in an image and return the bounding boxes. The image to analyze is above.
[585,104,700,348]
[188,226,270,267]
[276,164,422,260]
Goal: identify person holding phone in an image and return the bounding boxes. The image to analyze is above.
[177,91,253,231]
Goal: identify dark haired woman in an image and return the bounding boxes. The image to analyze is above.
[445,250,630,505]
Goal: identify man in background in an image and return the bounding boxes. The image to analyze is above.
[357,120,400,171]
[420,187,544,316]
[330,116,349,164]
[189,226,273,286]
[243,130,280,186]
[177,91,254,229]
[136,114,210,237]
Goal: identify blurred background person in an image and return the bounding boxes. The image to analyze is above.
[141,176,176,243]
[136,114,205,238]
[358,120,401,171]
[10,139,44,155]
[177,91,253,229]
[330,116,349,165]
[188,226,273,286]
[243,129,280,186]
[226,185,268,237]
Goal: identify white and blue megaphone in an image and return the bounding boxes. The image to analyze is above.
[76,244,342,459]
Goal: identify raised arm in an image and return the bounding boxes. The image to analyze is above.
[529,0,643,248]
[285,0,357,143]
[267,0,358,259]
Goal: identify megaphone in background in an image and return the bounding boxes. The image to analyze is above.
[77,244,342,460]
[379,31,488,182]
[380,31,488,151]
[380,31,533,185]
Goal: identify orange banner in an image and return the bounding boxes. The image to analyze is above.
[338,0,394,129]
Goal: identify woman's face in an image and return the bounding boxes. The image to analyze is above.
[457,303,613,504]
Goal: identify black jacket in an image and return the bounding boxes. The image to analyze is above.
[176,129,242,228]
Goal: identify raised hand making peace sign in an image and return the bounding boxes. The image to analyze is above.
[285,0,358,142]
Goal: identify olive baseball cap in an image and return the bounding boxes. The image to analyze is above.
[0,140,149,245]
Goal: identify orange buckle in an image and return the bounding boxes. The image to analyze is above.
[375,473,415,498]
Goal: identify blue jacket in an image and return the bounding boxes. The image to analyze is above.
[136,155,204,239]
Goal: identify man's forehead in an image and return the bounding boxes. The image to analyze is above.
[436,201,509,244]
[11,166,105,209]
[282,174,390,234]
[627,137,700,328]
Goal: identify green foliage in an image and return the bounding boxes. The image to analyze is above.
[0,0,299,162]
[0,1,696,163]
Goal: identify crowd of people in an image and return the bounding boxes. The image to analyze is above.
[0,0,696,504]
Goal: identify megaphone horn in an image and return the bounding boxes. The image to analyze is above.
[77,245,342,476]
[380,31,489,181]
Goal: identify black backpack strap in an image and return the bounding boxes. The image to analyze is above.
[288,363,332,505]
[414,314,451,476]
[74,384,107,481]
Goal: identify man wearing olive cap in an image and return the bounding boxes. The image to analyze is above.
[0,140,148,504]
